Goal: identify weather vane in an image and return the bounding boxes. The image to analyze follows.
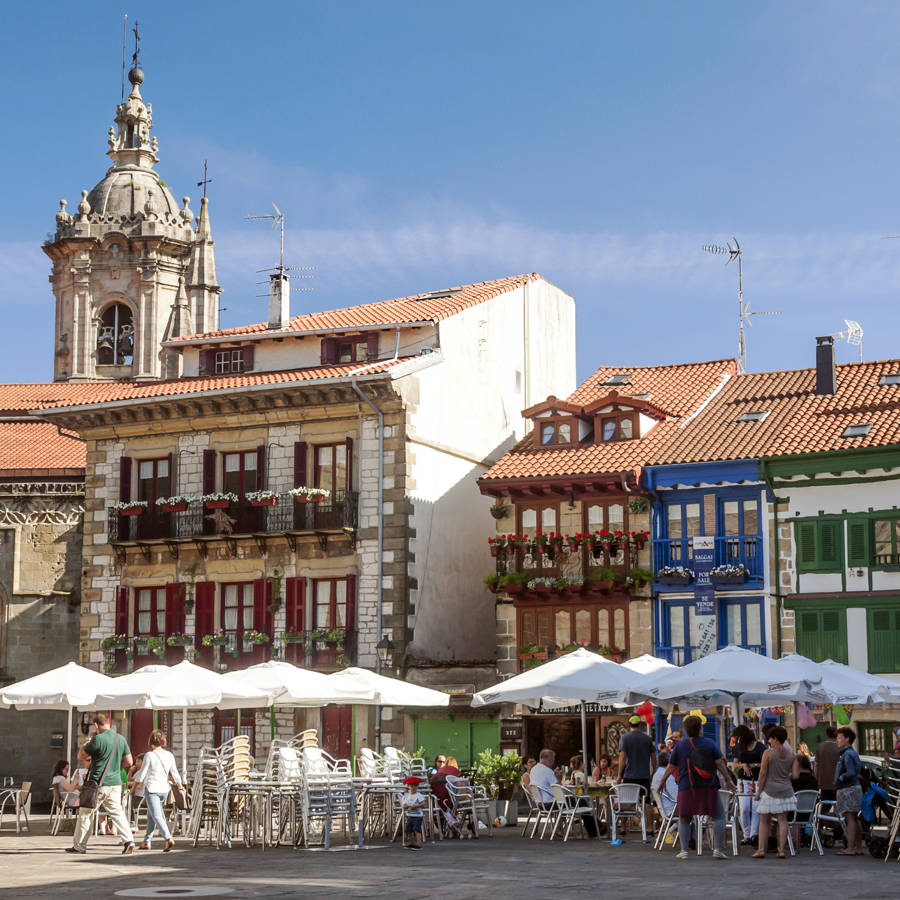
[197,160,212,199]
[132,20,141,69]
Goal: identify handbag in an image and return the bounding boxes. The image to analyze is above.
[169,776,189,810]
[80,735,120,810]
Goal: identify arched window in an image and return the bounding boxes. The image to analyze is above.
[97,303,134,365]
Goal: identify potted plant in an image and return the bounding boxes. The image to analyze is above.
[711,563,748,585]
[201,631,230,646]
[598,644,626,663]
[100,634,129,651]
[565,533,583,551]
[202,491,237,510]
[487,535,507,558]
[323,627,345,648]
[166,633,193,647]
[517,642,548,661]
[484,572,501,593]
[587,567,615,592]
[628,566,654,588]
[144,635,165,657]
[115,500,148,516]
[268,568,283,612]
[628,497,649,515]
[472,748,523,825]
[290,486,330,503]
[156,494,193,513]
[245,630,271,645]
[489,501,509,520]
[103,659,118,674]
[282,630,306,644]
[544,532,564,561]
[627,529,650,551]
[246,489,277,507]
[527,577,553,595]
[498,571,530,595]
[658,565,693,586]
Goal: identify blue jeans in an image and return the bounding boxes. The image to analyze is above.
[144,792,171,843]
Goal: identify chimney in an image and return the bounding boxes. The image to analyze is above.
[815,335,836,395]
[268,271,290,329]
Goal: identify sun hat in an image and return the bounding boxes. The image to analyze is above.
[628,714,641,725]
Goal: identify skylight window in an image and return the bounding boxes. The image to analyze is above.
[842,423,872,438]
[603,373,631,386]
[878,374,900,386]
[631,392,651,400]
[737,411,770,423]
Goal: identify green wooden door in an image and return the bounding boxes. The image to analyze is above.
[867,607,900,673]
[796,608,847,663]
[470,721,501,761]
[414,719,501,769]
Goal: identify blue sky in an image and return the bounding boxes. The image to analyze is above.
[2,1,900,384]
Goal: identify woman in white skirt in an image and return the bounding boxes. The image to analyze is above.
[752,724,796,858]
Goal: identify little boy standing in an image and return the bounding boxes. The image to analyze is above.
[401,776,426,849]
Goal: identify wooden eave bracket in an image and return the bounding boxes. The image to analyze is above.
[135,542,152,563]
[315,532,328,552]
[164,540,180,561]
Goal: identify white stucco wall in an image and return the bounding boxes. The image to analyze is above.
[399,278,576,661]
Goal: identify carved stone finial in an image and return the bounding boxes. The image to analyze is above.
[56,199,73,228]
[107,126,116,149]
[180,197,193,223]
[77,190,91,220]
[151,135,158,153]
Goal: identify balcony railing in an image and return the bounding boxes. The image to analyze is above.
[656,642,765,665]
[278,629,356,671]
[653,534,763,582]
[109,491,358,543]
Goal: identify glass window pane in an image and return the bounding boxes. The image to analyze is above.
[338,343,353,363]
[557,422,571,443]
[139,461,154,479]
[587,505,603,528]
[316,582,331,629]
[745,603,762,646]
[686,606,701,648]
[335,581,347,627]
[684,503,701,538]
[541,424,554,445]
[668,606,685,647]
[722,501,739,536]
[613,608,626,650]
[541,507,557,530]
[619,418,633,439]
[725,603,741,645]
[597,609,610,647]
[521,508,537,530]
[158,459,169,477]
[608,504,624,529]
[156,605,165,634]
[336,445,346,464]
[667,506,682,539]
[575,609,591,645]
[355,342,367,361]
[874,520,892,555]
[742,500,759,535]
[555,610,571,648]
[602,420,616,441]
[225,454,240,473]
[244,452,256,470]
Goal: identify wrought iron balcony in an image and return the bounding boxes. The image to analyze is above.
[108,491,359,544]
[655,642,765,665]
[653,534,764,583]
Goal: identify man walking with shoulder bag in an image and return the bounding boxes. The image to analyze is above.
[67,713,135,854]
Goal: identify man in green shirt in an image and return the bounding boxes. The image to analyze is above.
[68,713,135,854]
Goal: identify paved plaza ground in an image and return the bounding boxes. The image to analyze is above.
[1,816,898,899]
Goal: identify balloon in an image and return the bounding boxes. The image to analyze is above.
[688,709,707,725]
[833,705,850,725]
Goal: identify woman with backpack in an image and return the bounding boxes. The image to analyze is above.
[752,724,796,858]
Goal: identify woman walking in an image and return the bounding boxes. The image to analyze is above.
[834,726,864,856]
[133,730,182,851]
[752,725,796,858]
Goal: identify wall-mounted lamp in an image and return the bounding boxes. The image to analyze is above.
[567,492,575,510]
[376,635,394,667]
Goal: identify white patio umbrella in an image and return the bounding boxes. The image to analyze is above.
[778,654,896,706]
[90,661,271,775]
[0,662,116,765]
[472,648,653,773]
[633,645,827,724]
[620,654,679,677]
[326,667,449,707]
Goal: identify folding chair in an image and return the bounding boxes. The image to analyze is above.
[787,790,819,856]
[549,784,594,841]
[809,795,841,856]
[0,782,30,833]
[49,782,77,836]
[447,777,493,838]
[609,783,647,842]
[652,786,678,850]
[520,779,540,837]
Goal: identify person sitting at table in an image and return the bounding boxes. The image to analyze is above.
[791,754,818,793]
[566,755,586,786]
[428,754,446,777]
[591,754,616,782]
[521,757,537,792]
[429,755,460,814]
[51,760,81,808]
[651,751,677,818]
[533,749,599,838]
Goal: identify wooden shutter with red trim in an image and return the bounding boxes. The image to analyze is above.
[202,449,217,495]
[321,338,338,365]
[285,577,305,633]
[114,585,129,672]
[242,344,255,372]
[199,348,216,376]
[344,437,353,492]
[345,574,356,629]
[119,456,132,503]
[257,445,266,491]
[194,581,215,663]
[294,441,307,487]
[165,583,186,636]
[366,333,379,361]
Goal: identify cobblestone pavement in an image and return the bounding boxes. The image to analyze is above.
[1,818,898,899]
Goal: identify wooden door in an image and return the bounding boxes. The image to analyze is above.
[321,705,352,761]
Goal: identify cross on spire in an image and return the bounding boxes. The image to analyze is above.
[197,160,213,199]
[132,20,141,68]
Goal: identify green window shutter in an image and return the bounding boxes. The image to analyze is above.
[818,521,841,569]
[796,610,822,661]
[796,522,817,571]
[847,519,870,567]
[820,608,847,664]
[867,608,898,673]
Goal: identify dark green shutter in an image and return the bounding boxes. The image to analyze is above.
[819,521,841,569]
[847,519,870,567]
[796,610,822,660]
[820,609,847,663]
[796,522,817,571]
[867,608,899,673]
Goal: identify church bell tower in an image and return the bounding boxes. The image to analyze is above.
[44,43,220,382]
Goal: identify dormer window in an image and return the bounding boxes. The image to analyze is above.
[538,418,576,447]
[599,413,636,442]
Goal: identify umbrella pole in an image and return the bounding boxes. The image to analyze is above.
[181,708,187,777]
[581,702,600,837]
[153,709,158,730]
[237,708,241,737]
[351,705,356,776]
[792,701,799,750]
[66,708,73,768]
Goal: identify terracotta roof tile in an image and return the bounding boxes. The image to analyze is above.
[0,422,85,471]
[170,273,545,342]
[480,358,737,484]
[651,358,900,465]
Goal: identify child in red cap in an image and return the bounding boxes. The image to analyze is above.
[402,776,426,850]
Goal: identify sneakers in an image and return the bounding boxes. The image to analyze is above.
[675,850,689,859]
[713,849,728,859]
[65,845,86,854]
[121,843,135,855]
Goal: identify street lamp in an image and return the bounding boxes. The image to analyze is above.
[376,636,394,668]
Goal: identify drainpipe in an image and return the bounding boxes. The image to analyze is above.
[644,468,663,657]
[760,459,782,658]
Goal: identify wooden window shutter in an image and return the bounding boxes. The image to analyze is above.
[253,578,273,635]
[321,337,338,365]
[257,445,267,490]
[821,608,847,663]
[285,577,305,633]
[868,609,899,672]
[115,585,130,635]
[242,344,255,372]
[165,583,186,635]
[199,348,215,376]
[345,574,357,629]
[194,582,216,656]
[795,522,817,570]
[294,441,307,487]
[819,521,841,568]
[345,437,353,492]
[846,519,870,567]
[202,449,217,495]
[366,332,379,361]
[119,456,132,503]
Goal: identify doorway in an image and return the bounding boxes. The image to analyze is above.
[321,705,352,761]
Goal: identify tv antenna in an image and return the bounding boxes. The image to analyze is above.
[245,202,315,296]
[702,237,781,373]
[120,14,128,101]
[831,319,863,362]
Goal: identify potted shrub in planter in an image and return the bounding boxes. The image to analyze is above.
[115,500,148,517]
[658,565,694,586]
[587,567,616,593]
[545,532,565,561]
[488,535,507,558]
[282,630,306,644]
[290,486,330,504]
[628,566,654,589]
[598,644,626,663]
[628,497,649,515]
[710,563,748,585]
[527,577,553,595]
[498,571,530,595]
[202,491,237,510]
[484,572,501,593]
[489,501,510,520]
[166,633,193,648]
[517,643,548,670]
[156,494,193,513]
[201,631,230,647]
[246,489,278,507]
[100,634,129,651]
[135,635,166,658]
[245,630,271,646]
[472,748,523,826]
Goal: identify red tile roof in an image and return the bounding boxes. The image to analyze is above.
[651,358,900,465]
[0,422,85,472]
[169,273,546,342]
[17,359,412,412]
[479,359,737,485]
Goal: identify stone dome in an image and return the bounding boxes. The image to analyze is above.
[86,167,179,219]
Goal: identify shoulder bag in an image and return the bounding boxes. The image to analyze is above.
[80,735,120,810]
[159,750,189,810]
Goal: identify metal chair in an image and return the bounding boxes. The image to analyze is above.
[549,783,594,841]
[786,789,819,856]
[701,789,738,855]
[651,785,678,850]
[609,783,647,842]
[526,783,554,839]
[447,776,493,838]
[0,781,30,833]
[49,782,78,836]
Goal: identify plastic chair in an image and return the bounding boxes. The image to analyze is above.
[549,784,594,841]
[609,783,647,842]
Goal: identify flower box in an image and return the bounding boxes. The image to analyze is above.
[659,574,692,586]
[161,502,188,513]
[102,638,129,651]
[589,580,613,593]
[120,506,145,516]
[711,573,747,585]
[282,632,306,644]
[534,583,551,594]
[205,499,230,510]
[250,497,277,507]
[166,634,193,647]
[202,634,230,646]
[504,583,524,595]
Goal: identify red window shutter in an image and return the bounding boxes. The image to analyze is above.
[115,585,129,634]
[257,445,267,491]
[202,449,217,495]
[165,583,185,635]
[253,578,273,635]
[194,581,215,647]
[167,451,174,496]
[294,441,307,487]
[119,456,132,503]
[366,333,379,361]
[321,337,338,365]
[344,438,353,492]
[242,344,255,372]
[345,574,356,629]
[285,577,305,633]
[199,348,215,376]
